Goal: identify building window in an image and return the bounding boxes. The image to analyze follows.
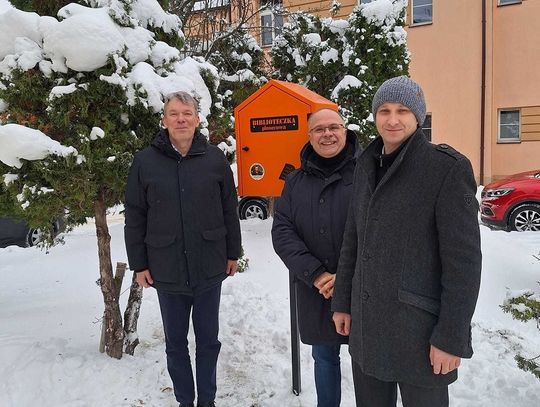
[260,10,283,46]
[411,0,433,25]
[498,0,521,6]
[192,0,230,11]
[359,0,374,4]
[422,113,432,141]
[498,109,521,142]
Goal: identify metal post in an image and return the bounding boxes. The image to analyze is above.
[289,272,301,395]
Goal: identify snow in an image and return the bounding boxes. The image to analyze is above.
[46,5,125,72]
[359,0,408,46]
[331,75,364,99]
[89,127,105,140]
[49,83,78,100]
[322,18,349,35]
[0,2,214,121]
[0,212,539,406]
[0,124,78,168]
[321,48,339,65]
[0,8,41,62]
[2,172,18,185]
[303,33,322,46]
[221,68,258,83]
[0,0,11,13]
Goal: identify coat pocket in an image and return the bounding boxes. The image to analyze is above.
[398,289,441,316]
[202,226,227,241]
[144,233,176,247]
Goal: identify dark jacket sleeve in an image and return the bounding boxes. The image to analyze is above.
[271,174,326,287]
[430,158,482,358]
[220,154,242,259]
[331,171,359,314]
[124,155,149,272]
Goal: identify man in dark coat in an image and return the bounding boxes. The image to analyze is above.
[124,91,241,407]
[332,76,482,407]
[272,108,359,407]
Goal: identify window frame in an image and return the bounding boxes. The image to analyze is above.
[410,0,433,27]
[498,109,521,143]
[192,0,230,11]
[497,0,522,6]
[422,113,432,142]
[260,9,283,47]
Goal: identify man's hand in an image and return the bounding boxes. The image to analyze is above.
[136,269,153,288]
[430,345,461,375]
[313,272,336,299]
[226,259,238,276]
[332,312,351,336]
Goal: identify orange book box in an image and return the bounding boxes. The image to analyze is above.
[235,80,337,197]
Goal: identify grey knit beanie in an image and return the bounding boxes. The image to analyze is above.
[372,76,426,126]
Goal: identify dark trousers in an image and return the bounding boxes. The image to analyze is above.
[157,284,222,405]
[312,344,342,407]
[352,360,449,407]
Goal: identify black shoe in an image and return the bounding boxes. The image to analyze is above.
[197,402,215,407]
[179,403,194,407]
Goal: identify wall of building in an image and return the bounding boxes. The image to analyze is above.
[490,0,540,180]
[406,0,484,180]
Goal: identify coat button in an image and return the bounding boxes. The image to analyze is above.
[361,291,370,301]
[303,271,309,276]
[319,227,325,234]
[319,198,325,204]
[362,253,370,261]
[324,259,329,264]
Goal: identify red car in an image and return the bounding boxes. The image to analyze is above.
[480,170,540,231]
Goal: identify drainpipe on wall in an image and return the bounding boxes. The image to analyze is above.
[480,0,487,185]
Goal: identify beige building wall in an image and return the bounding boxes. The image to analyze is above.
[406,0,483,179]
[490,0,540,180]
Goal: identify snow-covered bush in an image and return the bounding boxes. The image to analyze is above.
[271,0,409,146]
[0,0,218,359]
[205,26,266,161]
[501,254,540,380]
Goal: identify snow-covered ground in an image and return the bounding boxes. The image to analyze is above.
[1,216,539,406]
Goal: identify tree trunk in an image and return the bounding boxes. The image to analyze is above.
[95,192,124,359]
[123,271,143,355]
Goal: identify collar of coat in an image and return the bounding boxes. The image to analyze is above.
[300,129,360,176]
[359,127,427,191]
[151,128,207,160]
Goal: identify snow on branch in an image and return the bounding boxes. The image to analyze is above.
[0,124,78,168]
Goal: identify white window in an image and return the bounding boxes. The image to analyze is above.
[498,0,521,5]
[412,0,433,25]
[192,0,230,11]
[498,109,521,143]
[260,10,283,46]
[422,113,432,141]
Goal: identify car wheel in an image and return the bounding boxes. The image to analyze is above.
[239,199,268,220]
[26,228,43,247]
[509,203,540,232]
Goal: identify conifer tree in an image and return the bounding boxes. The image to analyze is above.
[0,0,217,358]
[501,254,540,380]
[271,0,409,146]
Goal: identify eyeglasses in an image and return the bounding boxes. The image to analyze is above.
[309,124,345,135]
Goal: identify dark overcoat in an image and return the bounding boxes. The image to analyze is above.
[124,129,242,293]
[272,130,358,345]
[332,129,482,387]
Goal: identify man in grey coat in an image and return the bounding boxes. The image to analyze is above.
[331,76,481,407]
